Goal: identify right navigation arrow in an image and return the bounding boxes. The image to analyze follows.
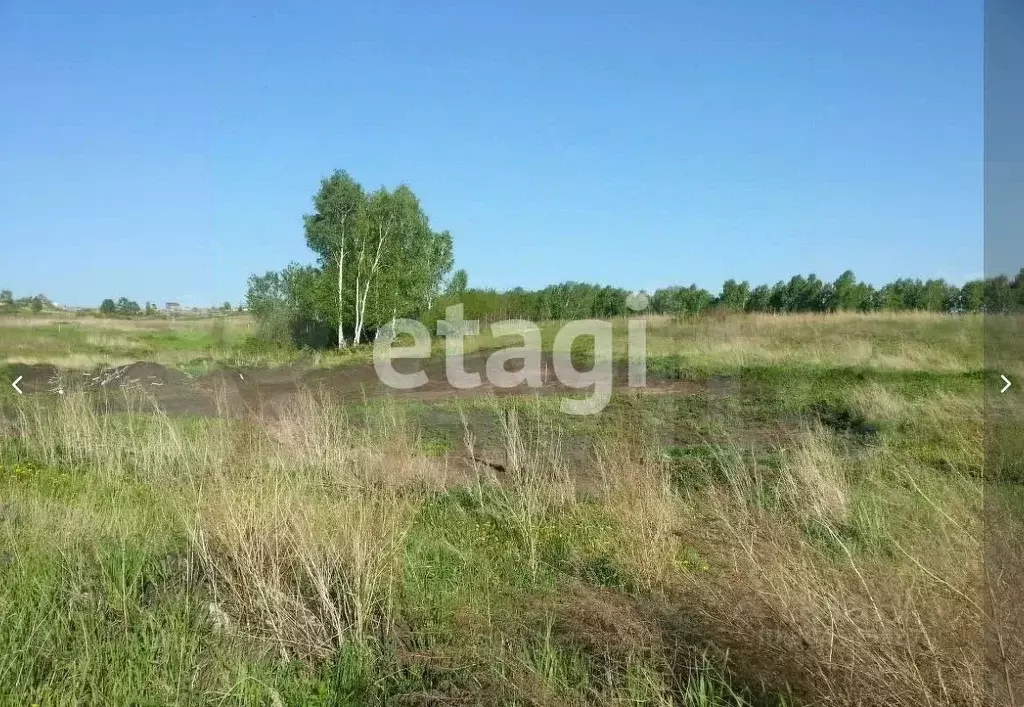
[1001,374,1012,394]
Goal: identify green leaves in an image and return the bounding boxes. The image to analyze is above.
[250,171,456,347]
[446,269,468,297]
[97,297,141,317]
[304,170,365,265]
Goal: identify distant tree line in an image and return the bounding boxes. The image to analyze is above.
[94,299,237,317]
[441,270,1021,322]
[650,270,1014,316]
[426,279,638,324]
[0,290,50,313]
[248,254,1022,350]
[245,171,1020,349]
[99,298,143,316]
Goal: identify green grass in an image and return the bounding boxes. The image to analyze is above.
[0,311,1018,705]
[0,315,254,369]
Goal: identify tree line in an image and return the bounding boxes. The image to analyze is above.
[647,271,1011,316]
[425,270,1019,324]
[0,290,51,313]
[0,288,241,317]
[246,170,1021,348]
[95,299,237,317]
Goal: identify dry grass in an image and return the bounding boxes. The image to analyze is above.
[0,322,1012,705]
[777,428,852,526]
[635,312,981,373]
[0,315,253,331]
[660,420,991,706]
[0,315,255,369]
[190,479,414,659]
[688,519,988,705]
[1,310,984,377]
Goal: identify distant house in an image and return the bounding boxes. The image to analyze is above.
[165,302,181,312]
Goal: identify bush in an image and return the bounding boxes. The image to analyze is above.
[290,317,335,349]
[238,334,290,357]
[253,308,294,347]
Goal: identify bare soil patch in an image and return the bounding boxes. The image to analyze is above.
[7,351,703,418]
[5,353,724,493]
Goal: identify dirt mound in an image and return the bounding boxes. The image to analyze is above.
[88,362,190,390]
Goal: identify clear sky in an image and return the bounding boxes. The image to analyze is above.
[0,1,982,307]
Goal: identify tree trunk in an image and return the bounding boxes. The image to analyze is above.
[353,274,363,345]
[337,246,347,349]
[355,276,373,345]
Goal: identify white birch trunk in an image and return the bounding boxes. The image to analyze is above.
[354,272,363,345]
[337,245,346,349]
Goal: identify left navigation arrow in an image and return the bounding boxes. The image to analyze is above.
[11,376,23,394]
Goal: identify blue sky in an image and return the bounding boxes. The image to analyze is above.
[0,1,982,307]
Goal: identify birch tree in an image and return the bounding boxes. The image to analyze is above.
[297,172,455,345]
[351,188,396,344]
[445,269,468,298]
[424,230,454,311]
[303,170,364,348]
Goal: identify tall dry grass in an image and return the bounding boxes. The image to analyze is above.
[0,315,253,331]
[189,479,414,658]
[1,382,1009,705]
[670,422,991,706]
[524,388,994,705]
[185,395,451,660]
[3,390,440,662]
[636,311,982,373]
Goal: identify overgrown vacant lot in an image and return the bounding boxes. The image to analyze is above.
[0,312,1020,706]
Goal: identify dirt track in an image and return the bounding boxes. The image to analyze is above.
[4,354,807,496]
[6,351,700,418]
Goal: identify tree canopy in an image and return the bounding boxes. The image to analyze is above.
[248,171,455,347]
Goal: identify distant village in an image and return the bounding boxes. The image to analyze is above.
[0,291,245,316]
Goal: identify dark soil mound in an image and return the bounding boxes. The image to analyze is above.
[91,362,190,390]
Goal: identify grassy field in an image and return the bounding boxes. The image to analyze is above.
[0,314,257,369]
[0,310,992,374]
[0,312,1020,706]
